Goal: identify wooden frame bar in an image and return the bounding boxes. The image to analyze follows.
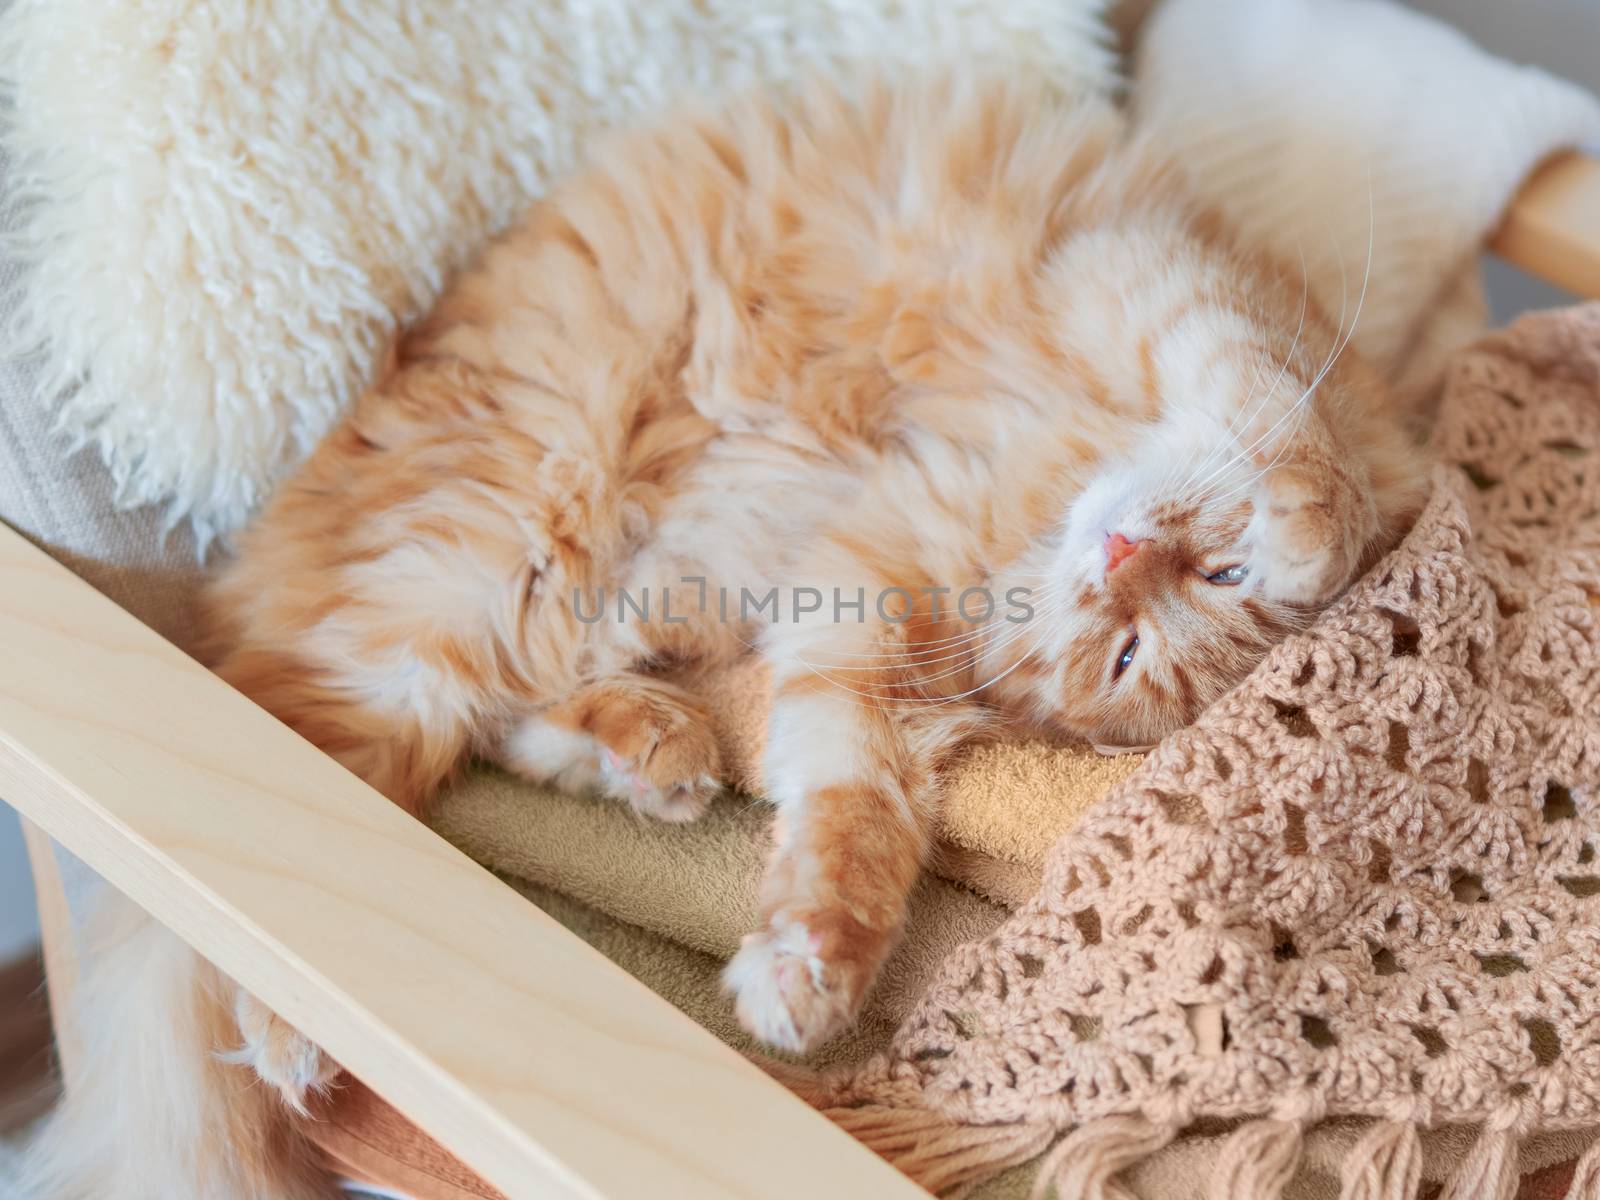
[0,528,924,1200]
[2,150,1595,1200]
[17,816,83,1090]
[1491,152,1600,301]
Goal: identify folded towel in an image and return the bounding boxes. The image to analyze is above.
[431,775,1010,1037]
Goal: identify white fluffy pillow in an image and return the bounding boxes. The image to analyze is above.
[0,0,1114,542]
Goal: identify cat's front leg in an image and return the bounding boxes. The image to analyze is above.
[725,670,932,1053]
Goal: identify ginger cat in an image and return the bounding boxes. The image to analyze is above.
[205,72,1425,1083]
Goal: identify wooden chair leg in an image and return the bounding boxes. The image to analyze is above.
[20,817,84,1094]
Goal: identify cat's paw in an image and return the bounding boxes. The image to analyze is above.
[506,677,722,823]
[1249,465,1370,606]
[596,724,720,824]
[225,989,338,1114]
[724,919,869,1054]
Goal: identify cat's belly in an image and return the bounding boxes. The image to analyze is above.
[598,432,861,663]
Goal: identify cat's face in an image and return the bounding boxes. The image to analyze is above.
[1033,437,1341,748]
[985,229,1424,748]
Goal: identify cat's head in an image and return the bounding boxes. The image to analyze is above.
[984,221,1427,748]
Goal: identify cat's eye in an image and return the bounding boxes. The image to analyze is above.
[1112,633,1139,680]
[1205,563,1249,586]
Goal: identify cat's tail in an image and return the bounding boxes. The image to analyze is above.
[18,891,337,1200]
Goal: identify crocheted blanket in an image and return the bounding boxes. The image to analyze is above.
[788,305,1600,1200]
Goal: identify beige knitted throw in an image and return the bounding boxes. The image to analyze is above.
[783,307,1600,1200]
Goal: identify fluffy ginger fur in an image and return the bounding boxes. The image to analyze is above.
[37,72,1427,1195]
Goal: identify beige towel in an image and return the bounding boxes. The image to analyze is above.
[431,773,1009,1039]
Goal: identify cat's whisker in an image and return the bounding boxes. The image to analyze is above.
[1177,249,1299,499]
[896,600,1082,710]
[798,572,1079,654]
[1187,222,1368,508]
[1183,289,1310,498]
[739,601,1046,696]
[864,602,1081,698]
[796,593,1071,685]
[798,635,1046,711]
[796,586,1074,669]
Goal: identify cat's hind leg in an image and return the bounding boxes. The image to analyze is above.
[224,990,339,1115]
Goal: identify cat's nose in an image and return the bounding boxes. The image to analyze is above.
[1104,532,1143,573]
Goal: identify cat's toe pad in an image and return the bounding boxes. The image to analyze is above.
[724,924,859,1054]
[225,989,338,1114]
